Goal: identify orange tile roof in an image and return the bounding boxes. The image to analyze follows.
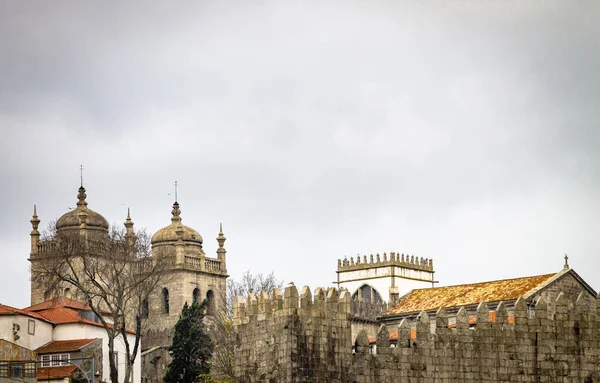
[36,339,99,354]
[0,304,54,323]
[37,365,77,380]
[37,307,136,335]
[384,273,554,316]
[25,296,111,315]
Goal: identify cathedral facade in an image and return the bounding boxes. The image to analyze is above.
[28,184,228,382]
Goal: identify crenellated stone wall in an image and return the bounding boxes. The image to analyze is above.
[234,285,600,383]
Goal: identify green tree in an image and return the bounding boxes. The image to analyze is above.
[165,300,214,383]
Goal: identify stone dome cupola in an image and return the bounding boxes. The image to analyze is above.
[56,185,109,234]
[151,202,203,248]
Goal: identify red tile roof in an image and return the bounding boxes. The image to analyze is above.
[37,366,77,380]
[37,307,136,335]
[0,304,54,323]
[25,296,111,315]
[384,273,555,316]
[35,339,100,354]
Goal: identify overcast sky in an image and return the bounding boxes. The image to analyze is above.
[1,1,599,308]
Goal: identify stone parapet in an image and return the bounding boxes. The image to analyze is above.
[234,286,600,383]
[337,252,433,272]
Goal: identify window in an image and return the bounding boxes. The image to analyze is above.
[0,361,8,377]
[10,362,23,378]
[23,362,36,378]
[162,288,170,314]
[206,290,215,316]
[352,284,383,304]
[41,353,70,367]
[28,319,35,335]
[192,288,200,304]
[141,298,149,318]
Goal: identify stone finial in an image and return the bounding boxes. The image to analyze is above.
[397,319,411,345]
[534,296,548,319]
[339,289,351,314]
[435,307,448,329]
[272,288,283,310]
[410,255,414,263]
[401,253,405,262]
[363,255,367,264]
[575,292,591,314]
[390,252,395,261]
[233,296,246,319]
[217,223,226,249]
[514,296,528,319]
[476,301,490,324]
[417,310,430,324]
[326,288,338,304]
[456,307,469,329]
[76,186,88,208]
[313,287,325,310]
[283,285,299,309]
[300,286,312,309]
[355,329,369,348]
[383,252,387,261]
[258,291,271,313]
[369,254,374,263]
[376,253,380,263]
[30,205,40,233]
[496,301,508,324]
[376,324,390,348]
[337,259,342,268]
[555,291,568,314]
[170,201,182,225]
[247,293,258,315]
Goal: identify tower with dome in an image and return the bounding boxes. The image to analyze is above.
[28,183,229,381]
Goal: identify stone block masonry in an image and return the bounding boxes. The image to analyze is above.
[234,285,600,383]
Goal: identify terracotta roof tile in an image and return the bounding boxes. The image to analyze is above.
[37,366,77,380]
[37,307,136,335]
[25,296,111,315]
[35,339,100,354]
[0,304,54,323]
[384,273,555,316]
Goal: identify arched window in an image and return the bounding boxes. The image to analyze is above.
[352,284,383,303]
[162,288,170,314]
[192,288,200,304]
[141,298,149,318]
[206,290,215,316]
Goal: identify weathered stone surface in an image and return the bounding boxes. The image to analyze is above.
[235,290,600,383]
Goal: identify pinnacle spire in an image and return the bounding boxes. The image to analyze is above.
[125,207,134,229]
[217,223,226,250]
[30,204,40,232]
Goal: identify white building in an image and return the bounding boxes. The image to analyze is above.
[336,252,436,305]
[0,296,140,383]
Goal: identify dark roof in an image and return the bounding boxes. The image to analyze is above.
[35,339,99,354]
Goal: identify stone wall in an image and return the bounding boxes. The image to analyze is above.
[234,285,600,383]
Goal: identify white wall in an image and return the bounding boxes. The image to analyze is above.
[53,324,141,383]
[0,315,53,350]
[338,265,435,303]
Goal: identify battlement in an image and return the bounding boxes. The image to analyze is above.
[337,252,434,272]
[234,285,600,383]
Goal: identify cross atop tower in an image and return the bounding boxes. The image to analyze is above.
[174,181,178,202]
[80,165,84,186]
[564,253,569,269]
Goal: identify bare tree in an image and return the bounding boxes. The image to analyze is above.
[32,223,172,383]
[210,270,283,378]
